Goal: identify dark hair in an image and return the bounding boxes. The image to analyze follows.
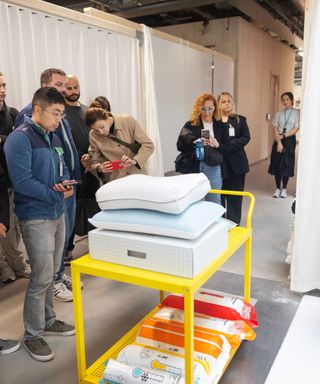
[32,87,65,110]
[85,107,112,127]
[281,92,294,103]
[92,96,111,112]
[40,68,66,86]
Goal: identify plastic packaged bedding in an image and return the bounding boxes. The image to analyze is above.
[154,307,256,342]
[162,288,258,328]
[118,343,210,384]
[135,317,231,383]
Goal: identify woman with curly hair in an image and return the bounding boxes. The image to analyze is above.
[176,93,229,204]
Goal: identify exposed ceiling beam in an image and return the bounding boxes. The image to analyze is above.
[112,0,227,18]
[230,0,303,49]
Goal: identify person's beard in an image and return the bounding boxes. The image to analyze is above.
[65,92,80,102]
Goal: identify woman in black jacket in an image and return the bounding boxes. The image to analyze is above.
[176,93,229,205]
[217,92,250,224]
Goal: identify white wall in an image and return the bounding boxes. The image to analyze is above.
[213,55,234,97]
[159,17,295,164]
[151,36,213,173]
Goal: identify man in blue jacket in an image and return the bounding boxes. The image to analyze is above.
[16,68,82,302]
[5,87,75,361]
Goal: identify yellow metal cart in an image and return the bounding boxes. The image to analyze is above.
[71,190,255,384]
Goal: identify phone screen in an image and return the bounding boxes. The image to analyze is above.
[62,180,78,186]
[201,130,210,139]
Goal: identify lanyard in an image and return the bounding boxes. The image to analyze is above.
[283,109,293,132]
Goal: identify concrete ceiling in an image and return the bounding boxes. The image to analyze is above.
[44,0,305,84]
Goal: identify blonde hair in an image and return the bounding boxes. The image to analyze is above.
[190,93,218,126]
[217,91,239,123]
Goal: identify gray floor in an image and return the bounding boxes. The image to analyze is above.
[0,160,306,384]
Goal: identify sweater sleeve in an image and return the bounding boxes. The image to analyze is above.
[4,132,64,203]
[130,117,155,166]
[88,132,108,179]
[177,122,196,153]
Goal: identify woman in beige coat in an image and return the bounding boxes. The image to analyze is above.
[84,107,154,181]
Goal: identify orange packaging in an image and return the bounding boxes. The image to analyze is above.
[136,317,231,383]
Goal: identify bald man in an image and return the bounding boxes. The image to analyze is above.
[63,75,100,257]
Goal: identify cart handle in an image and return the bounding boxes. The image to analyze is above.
[207,190,255,229]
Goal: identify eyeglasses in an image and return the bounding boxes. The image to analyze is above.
[201,107,215,113]
[44,109,66,119]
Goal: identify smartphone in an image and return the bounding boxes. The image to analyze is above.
[110,160,124,171]
[61,180,79,186]
[201,129,210,139]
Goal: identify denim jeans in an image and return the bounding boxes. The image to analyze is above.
[19,215,65,339]
[199,162,222,205]
[56,193,76,282]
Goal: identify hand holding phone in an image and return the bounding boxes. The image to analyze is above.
[110,160,124,171]
[61,180,79,187]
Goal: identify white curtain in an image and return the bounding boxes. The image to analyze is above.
[0,1,141,121]
[142,26,164,176]
[291,0,320,292]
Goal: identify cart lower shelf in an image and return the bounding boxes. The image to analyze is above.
[79,305,239,384]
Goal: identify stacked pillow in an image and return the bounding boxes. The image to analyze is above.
[90,173,227,240]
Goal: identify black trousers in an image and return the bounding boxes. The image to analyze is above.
[222,169,246,225]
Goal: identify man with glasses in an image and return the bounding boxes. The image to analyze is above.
[5,87,75,361]
[15,68,82,302]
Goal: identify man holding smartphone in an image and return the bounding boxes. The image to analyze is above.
[15,68,82,302]
[5,87,75,361]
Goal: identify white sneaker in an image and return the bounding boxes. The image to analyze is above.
[280,188,288,198]
[273,188,281,198]
[53,282,73,302]
[62,274,83,291]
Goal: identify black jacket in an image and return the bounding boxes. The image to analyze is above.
[0,141,9,229]
[218,115,250,175]
[0,101,18,141]
[176,120,229,175]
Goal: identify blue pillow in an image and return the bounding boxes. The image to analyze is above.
[89,200,226,239]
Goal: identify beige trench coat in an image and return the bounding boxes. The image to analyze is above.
[89,114,154,181]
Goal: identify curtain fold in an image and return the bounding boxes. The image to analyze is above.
[291,0,320,292]
[142,25,164,176]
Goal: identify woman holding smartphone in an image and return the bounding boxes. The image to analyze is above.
[217,92,250,224]
[176,93,229,205]
[84,104,154,182]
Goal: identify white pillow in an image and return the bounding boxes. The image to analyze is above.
[89,200,225,239]
[95,173,210,214]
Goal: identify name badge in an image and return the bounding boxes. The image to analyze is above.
[229,124,235,137]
